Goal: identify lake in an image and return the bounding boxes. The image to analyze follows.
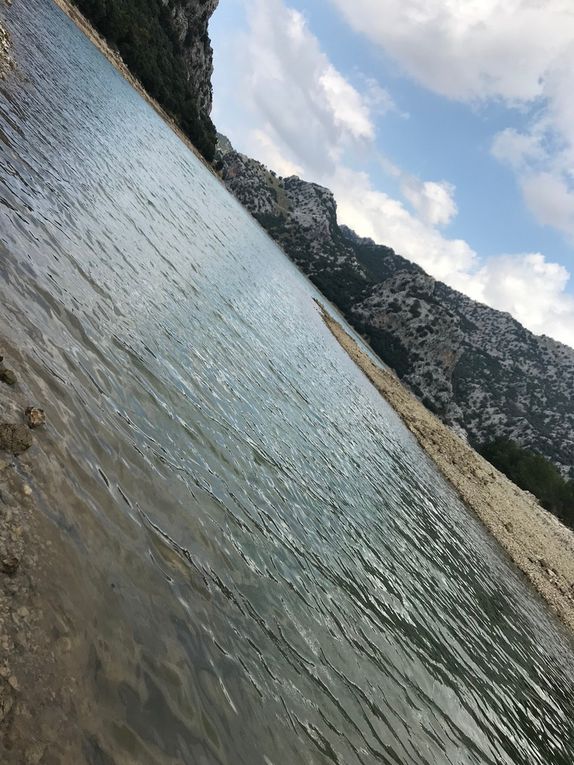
[1,1,573,762]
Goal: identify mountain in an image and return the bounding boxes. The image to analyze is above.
[71,0,219,160]
[215,136,574,479]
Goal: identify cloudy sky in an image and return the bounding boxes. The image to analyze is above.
[210,0,574,348]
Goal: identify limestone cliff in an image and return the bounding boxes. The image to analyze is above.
[161,0,219,119]
[0,21,12,78]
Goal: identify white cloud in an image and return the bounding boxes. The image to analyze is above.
[453,254,574,347]
[400,178,457,227]
[492,123,574,239]
[362,77,402,117]
[328,0,574,103]
[328,0,574,249]
[521,172,574,237]
[318,65,375,142]
[249,128,304,177]
[376,156,458,227]
[491,127,547,172]
[222,0,378,176]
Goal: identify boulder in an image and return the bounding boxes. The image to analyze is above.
[0,423,33,455]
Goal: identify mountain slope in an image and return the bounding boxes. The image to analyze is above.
[215,137,574,478]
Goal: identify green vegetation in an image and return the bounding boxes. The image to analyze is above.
[72,0,216,160]
[479,438,574,529]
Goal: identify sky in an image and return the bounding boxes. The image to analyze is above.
[210,0,574,348]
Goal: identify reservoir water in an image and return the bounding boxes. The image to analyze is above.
[1,1,574,762]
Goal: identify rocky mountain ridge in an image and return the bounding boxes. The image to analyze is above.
[215,136,574,478]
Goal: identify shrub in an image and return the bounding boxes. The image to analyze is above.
[479,438,574,528]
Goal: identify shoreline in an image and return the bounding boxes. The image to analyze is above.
[0,347,83,761]
[50,0,217,176]
[317,301,574,635]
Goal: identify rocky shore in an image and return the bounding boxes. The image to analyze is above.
[0,351,81,762]
[318,302,574,634]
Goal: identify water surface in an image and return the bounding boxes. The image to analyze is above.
[1,2,574,763]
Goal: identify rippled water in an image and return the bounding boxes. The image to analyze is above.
[1,2,574,763]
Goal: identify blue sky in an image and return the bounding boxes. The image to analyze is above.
[210,0,574,347]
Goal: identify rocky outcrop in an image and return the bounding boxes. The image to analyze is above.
[161,0,219,118]
[215,136,574,478]
[0,22,13,79]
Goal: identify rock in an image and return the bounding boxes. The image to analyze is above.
[0,486,16,507]
[164,0,219,118]
[0,23,12,79]
[56,636,72,654]
[24,407,45,429]
[0,423,33,455]
[0,677,14,724]
[25,744,46,765]
[1,555,20,576]
[0,367,17,386]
